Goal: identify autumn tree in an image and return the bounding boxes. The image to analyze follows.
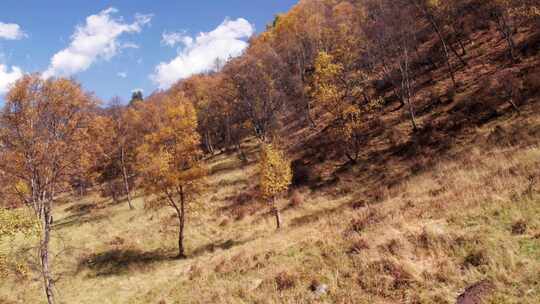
[176,74,241,155]
[178,75,219,154]
[259,144,292,229]
[88,113,124,202]
[226,37,287,142]
[488,0,540,61]
[210,73,252,161]
[0,74,96,304]
[99,97,140,209]
[364,0,421,131]
[136,94,206,258]
[427,0,472,64]
[409,0,463,87]
[271,0,332,127]
[311,51,371,163]
[490,68,524,113]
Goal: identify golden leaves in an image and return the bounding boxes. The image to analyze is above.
[312,52,347,116]
[0,208,37,278]
[136,95,206,207]
[259,144,292,200]
[0,208,37,238]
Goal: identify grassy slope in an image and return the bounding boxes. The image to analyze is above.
[2,113,539,304]
[2,14,540,304]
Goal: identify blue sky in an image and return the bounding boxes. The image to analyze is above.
[0,1,297,103]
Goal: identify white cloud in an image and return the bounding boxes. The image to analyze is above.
[117,72,127,78]
[43,8,152,79]
[0,64,23,95]
[0,22,27,40]
[151,18,254,89]
[161,31,193,47]
[132,88,144,93]
[122,42,139,49]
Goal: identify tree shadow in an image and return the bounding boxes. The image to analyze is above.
[77,237,257,278]
[53,210,109,230]
[289,201,350,227]
[104,191,146,207]
[77,248,174,277]
[63,202,98,215]
[189,237,255,257]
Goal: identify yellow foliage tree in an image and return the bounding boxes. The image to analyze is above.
[259,144,292,229]
[0,207,38,278]
[311,51,371,163]
[136,95,206,258]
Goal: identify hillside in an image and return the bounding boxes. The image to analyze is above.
[2,112,540,304]
[1,0,540,303]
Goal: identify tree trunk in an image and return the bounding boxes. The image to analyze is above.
[236,142,248,164]
[400,50,418,131]
[508,98,520,113]
[448,38,468,67]
[110,182,119,204]
[204,130,214,155]
[455,36,467,56]
[306,100,317,129]
[177,187,186,258]
[345,152,358,165]
[165,190,186,259]
[426,14,457,87]
[225,115,232,149]
[40,204,55,304]
[405,75,418,131]
[498,14,516,61]
[273,198,282,230]
[121,147,134,210]
[78,182,84,197]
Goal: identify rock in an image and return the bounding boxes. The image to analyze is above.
[247,278,263,291]
[310,282,328,296]
[456,280,495,304]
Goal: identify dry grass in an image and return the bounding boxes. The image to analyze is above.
[1,123,539,303]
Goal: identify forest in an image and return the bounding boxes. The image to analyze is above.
[1,0,540,303]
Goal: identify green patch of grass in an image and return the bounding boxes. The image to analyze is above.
[519,238,540,260]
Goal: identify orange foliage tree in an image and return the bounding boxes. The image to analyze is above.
[136,94,206,258]
[0,74,96,304]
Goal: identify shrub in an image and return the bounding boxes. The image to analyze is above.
[380,239,402,256]
[463,250,488,268]
[348,238,370,254]
[108,236,125,247]
[349,200,367,210]
[275,271,296,291]
[358,259,415,298]
[349,208,383,233]
[511,220,527,235]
